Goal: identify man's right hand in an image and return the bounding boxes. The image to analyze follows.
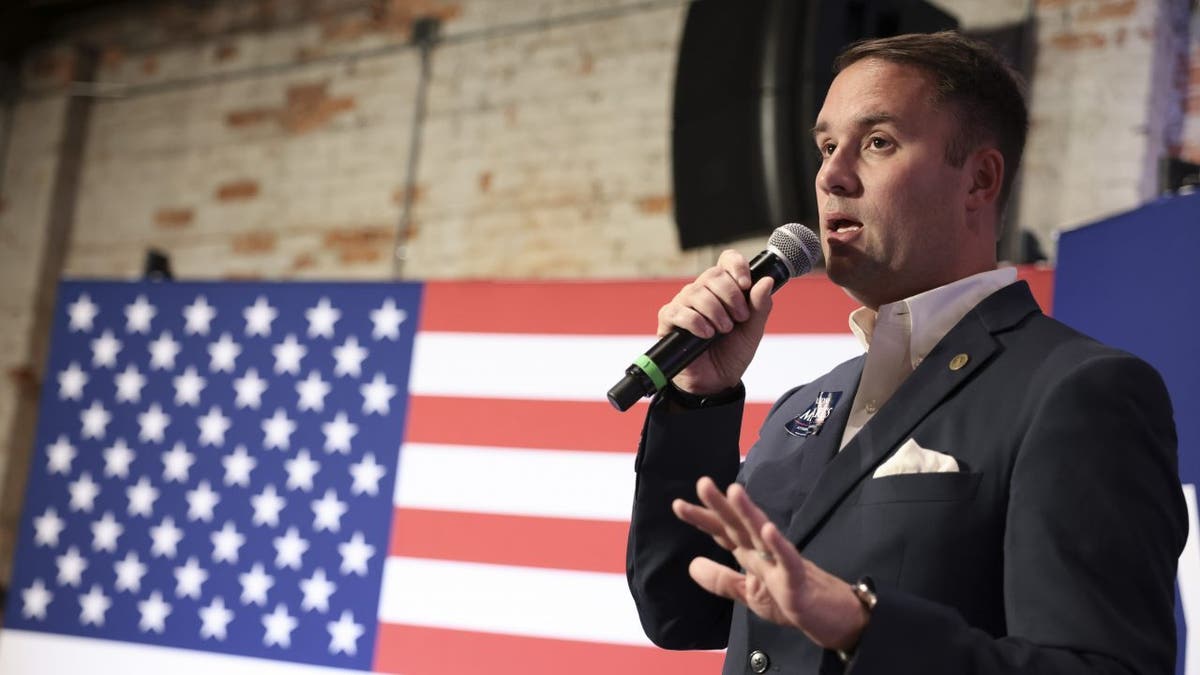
[656,249,775,396]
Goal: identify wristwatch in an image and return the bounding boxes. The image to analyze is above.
[837,576,877,664]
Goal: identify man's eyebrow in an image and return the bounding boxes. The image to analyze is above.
[811,113,898,138]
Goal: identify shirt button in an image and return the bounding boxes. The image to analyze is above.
[749,650,770,674]
[865,401,877,414]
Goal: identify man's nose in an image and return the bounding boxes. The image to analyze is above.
[815,149,861,197]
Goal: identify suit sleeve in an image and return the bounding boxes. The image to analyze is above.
[850,353,1188,674]
[625,388,745,649]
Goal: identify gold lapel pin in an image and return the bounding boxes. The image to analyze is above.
[949,353,969,371]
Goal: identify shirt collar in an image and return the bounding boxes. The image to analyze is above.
[848,267,1018,366]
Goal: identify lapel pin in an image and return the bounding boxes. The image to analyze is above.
[949,353,969,371]
[786,391,842,437]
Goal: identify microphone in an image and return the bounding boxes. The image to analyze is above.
[607,223,822,412]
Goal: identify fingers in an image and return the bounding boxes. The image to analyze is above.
[656,250,754,339]
[695,477,757,552]
[688,556,747,603]
[672,498,734,550]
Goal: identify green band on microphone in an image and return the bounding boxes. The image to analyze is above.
[634,354,668,391]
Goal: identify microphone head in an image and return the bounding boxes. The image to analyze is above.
[768,223,822,278]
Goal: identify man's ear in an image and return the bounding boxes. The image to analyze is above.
[965,147,1004,213]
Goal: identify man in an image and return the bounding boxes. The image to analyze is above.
[626,31,1186,674]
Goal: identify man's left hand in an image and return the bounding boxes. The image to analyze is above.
[672,477,870,652]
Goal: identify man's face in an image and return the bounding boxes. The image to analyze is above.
[812,58,975,308]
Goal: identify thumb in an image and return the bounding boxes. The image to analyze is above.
[744,277,775,332]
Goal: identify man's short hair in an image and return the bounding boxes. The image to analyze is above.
[834,31,1029,220]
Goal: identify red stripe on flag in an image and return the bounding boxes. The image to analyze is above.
[418,276,857,334]
[406,395,772,455]
[390,508,629,574]
[373,623,725,675]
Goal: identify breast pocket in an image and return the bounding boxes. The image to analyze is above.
[858,471,982,505]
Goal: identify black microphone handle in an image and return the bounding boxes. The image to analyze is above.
[606,250,793,412]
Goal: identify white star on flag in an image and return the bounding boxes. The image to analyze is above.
[284,450,320,492]
[124,295,156,334]
[211,521,246,564]
[349,452,386,496]
[306,297,341,339]
[21,579,53,620]
[185,481,220,522]
[200,597,235,640]
[78,584,112,626]
[243,296,278,337]
[58,362,88,400]
[221,445,256,487]
[91,330,122,368]
[238,563,274,607]
[114,363,146,403]
[33,508,65,547]
[332,336,368,377]
[272,334,306,375]
[359,373,396,415]
[46,435,76,475]
[370,298,406,340]
[296,370,331,412]
[262,409,296,450]
[233,368,268,409]
[327,610,364,655]
[67,473,100,512]
[251,485,287,527]
[173,557,208,599]
[162,442,196,483]
[56,546,88,587]
[208,333,242,373]
[337,531,374,576]
[67,294,98,332]
[148,331,181,370]
[113,551,147,593]
[102,438,135,478]
[149,517,183,558]
[173,366,206,406]
[80,400,112,439]
[311,489,347,532]
[197,406,231,446]
[136,590,171,633]
[137,403,170,443]
[273,527,308,570]
[321,412,357,454]
[262,604,298,648]
[183,296,216,335]
[90,512,123,552]
[299,567,336,612]
[126,476,159,517]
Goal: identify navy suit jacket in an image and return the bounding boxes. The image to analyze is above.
[627,282,1187,674]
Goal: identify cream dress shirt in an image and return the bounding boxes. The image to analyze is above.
[839,267,1018,450]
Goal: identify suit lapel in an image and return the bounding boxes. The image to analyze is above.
[786,359,864,495]
[786,282,1042,547]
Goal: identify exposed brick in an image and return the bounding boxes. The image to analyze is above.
[579,51,594,75]
[290,253,317,271]
[226,108,276,128]
[636,195,673,215]
[323,225,392,264]
[392,184,426,205]
[322,0,463,42]
[142,56,159,75]
[216,179,260,201]
[230,231,278,254]
[1077,0,1138,23]
[215,43,239,61]
[28,50,76,87]
[280,82,356,134]
[99,46,125,70]
[478,171,492,192]
[1049,31,1108,51]
[154,207,195,228]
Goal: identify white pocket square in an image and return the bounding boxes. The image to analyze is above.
[872,438,960,478]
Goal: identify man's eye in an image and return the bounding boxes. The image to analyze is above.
[868,137,891,150]
[821,143,836,156]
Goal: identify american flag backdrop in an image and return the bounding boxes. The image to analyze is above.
[0,273,1054,674]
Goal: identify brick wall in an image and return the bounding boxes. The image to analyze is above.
[0,0,1194,587]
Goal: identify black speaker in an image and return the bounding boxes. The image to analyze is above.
[671,0,958,250]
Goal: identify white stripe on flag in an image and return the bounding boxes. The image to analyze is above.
[378,557,649,646]
[395,443,634,521]
[0,630,361,675]
[409,333,861,403]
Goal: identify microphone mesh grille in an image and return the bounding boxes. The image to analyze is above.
[769,223,822,277]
